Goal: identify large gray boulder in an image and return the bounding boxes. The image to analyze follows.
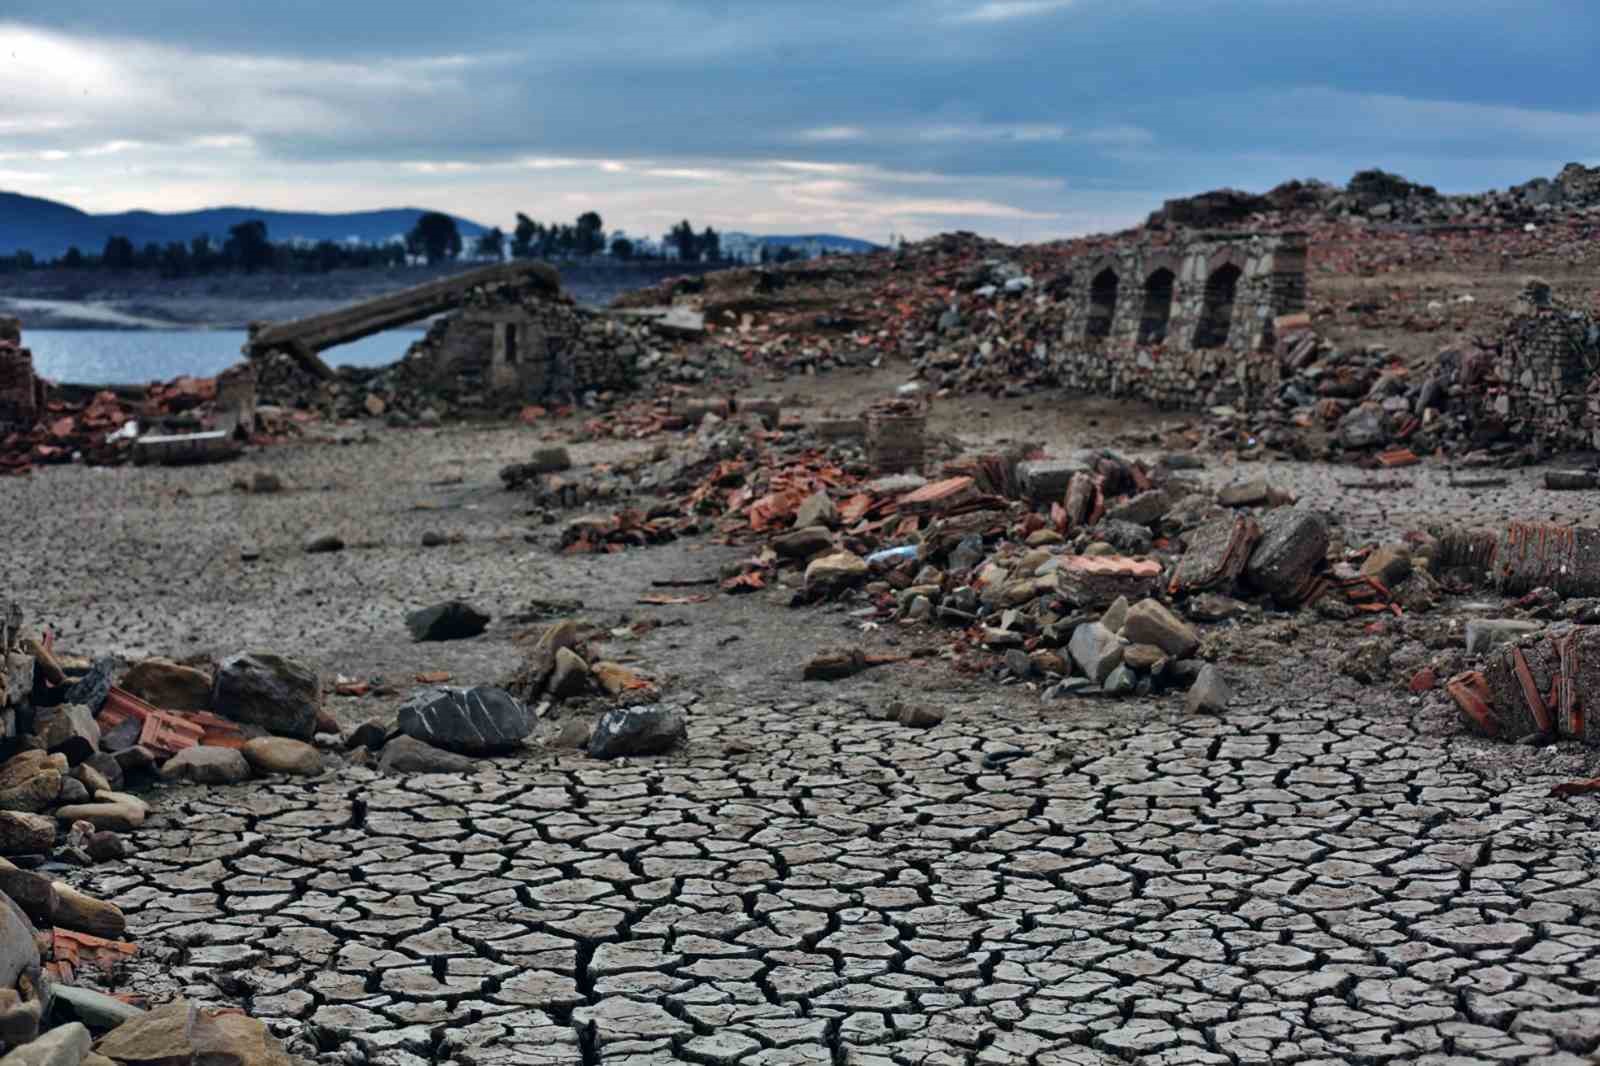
[1067,623,1124,686]
[211,652,320,739]
[1245,508,1330,604]
[587,705,687,759]
[397,686,531,755]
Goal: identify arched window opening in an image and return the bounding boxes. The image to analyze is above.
[1194,264,1242,349]
[1086,268,1118,340]
[1138,268,1175,344]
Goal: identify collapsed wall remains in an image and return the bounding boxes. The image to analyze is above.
[1469,280,1600,450]
[0,318,44,431]
[395,282,640,403]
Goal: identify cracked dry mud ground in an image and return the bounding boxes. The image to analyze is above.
[68,691,1600,1065]
[8,384,1600,1064]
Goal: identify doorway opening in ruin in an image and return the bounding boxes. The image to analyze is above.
[1086,269,1118,340]
[1138,268,1175,344]
[505,323,520,366]
[1194,264,1242,349]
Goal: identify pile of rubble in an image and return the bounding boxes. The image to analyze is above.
[521,404,1453,707]
[1150,162,1600,228]
[0,620,320,1063]
[0,322,278,476]
[750,457,1428,705]
[1187,279,1600,463]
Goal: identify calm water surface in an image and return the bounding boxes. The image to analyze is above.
[25,330,420,385]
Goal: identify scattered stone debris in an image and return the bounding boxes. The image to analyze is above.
[404,601,490,642]
[801,649,912,682]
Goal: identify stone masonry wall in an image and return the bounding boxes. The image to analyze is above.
[1049,231,1308,409]
[1480,293,1600,448]
[0,318,41,431]
[401,291,640,404]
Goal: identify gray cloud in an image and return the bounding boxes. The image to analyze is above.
[2,2,1597,240]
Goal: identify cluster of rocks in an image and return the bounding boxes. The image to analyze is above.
[0,628,305,1063]
[251,348,458,429]
[549,404,963,552]
[500,620,683,759]
[1054,595,1227,710]
[7,646,330,804]
[1196,325,1454,461]
[1184,280,1600,464]
[742,446,1439,708]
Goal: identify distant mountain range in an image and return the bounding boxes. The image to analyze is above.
[0,191,490,258]
[0,190,881,261]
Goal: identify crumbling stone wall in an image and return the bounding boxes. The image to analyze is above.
[1050,231,1308,409]
[1476,281,1600,448]
[404,295,641,403]
[0,319,43,431]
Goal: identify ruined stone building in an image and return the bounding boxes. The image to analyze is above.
[394,283,642,403]
[1474,280,1600,449]
[1044,231,1309,410]
[244,262,643,408]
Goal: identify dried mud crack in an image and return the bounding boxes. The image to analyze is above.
[59,686,1600,1065]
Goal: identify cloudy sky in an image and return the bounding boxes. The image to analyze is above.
[1,1,1596,242]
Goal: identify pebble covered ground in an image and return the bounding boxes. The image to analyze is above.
[7,383,1600,1065]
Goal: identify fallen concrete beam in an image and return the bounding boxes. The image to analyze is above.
[132,430,241,467]
[245,260,561,379]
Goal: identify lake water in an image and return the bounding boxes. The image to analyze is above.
[24,329,422,384]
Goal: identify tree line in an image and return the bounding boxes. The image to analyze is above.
[0,219,407,277]
[0,208,734,277]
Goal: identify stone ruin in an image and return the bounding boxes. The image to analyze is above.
[246,261,644,409]
[0,318,45,432]
[393,279,642,404]
[1045,230,1309,410]
[1465,279,1600,450]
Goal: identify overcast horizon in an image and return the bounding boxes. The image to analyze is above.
[2,1,1598,244]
